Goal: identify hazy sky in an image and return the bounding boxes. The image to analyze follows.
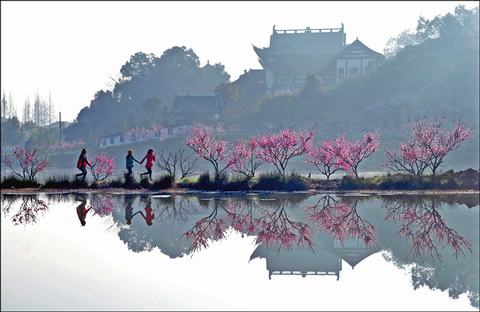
[2,1,478,121]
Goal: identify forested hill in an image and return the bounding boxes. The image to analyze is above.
[64,46,230,141]
[245,6,479,170]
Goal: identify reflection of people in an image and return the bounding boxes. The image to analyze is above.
[124,195,140,225]
[140,149,155,181]
[75,149,91,182]
[75,195,91,226]
[139,197,154,226]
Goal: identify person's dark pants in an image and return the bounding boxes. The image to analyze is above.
[75,167,87,181]
[140,167,152,180]
[127,167,133,176]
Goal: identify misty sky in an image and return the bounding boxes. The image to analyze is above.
[1,1,478,121]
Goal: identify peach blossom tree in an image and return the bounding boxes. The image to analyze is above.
[89,154,116,182]
[256,129,315,177]
[185,125,236,180]
[332,132,379,179]
[3,148,48,182]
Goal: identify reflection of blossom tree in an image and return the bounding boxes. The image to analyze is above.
[90,194,115,217]
[184,198,313,253]
[183,200,230,253]
[256,204,313,251]
[385,197,472,259]
[307,196,376,248]
[157,195,200,222]
[2,196,48,225]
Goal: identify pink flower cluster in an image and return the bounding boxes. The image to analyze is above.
[90,154,116,182]
[331,132,379,178]
[386,118,472,177]
[91,194,115,217]
[306,140,344,181]
[3,148,49,182]
[229,138,265,178]
[307,199,376,248]
[183,201,314,254]
[255,207,313,250]
[386,199,472,259]
[7,197,49,225]
[185,125,232,179]
[256,129,315,176]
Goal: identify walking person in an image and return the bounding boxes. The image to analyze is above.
[75,195,90,226]
[140,149,155,181]
[124,194,140,225]
[75,148,91,182]
[125,149,140,179]
[139,197,154,226]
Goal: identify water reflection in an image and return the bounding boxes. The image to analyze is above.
[307,195,376,249]
[1,192,478,308]
[384,196,472,259]
[2,195,49,225]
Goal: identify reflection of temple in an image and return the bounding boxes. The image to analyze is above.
[250,234,379,280]
[330,239,379,269]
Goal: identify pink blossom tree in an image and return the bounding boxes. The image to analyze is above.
[256,129,315,177]
[89,154,116,182]
[185,125,234,180]
[3,148,49,182]
[410,118,473,181]
[332,132,379,179]
[385,140,430,176]
[229,137,265,178]
[306,140,344,181]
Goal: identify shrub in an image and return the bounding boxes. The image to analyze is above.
[42,175,88,189]
[252,172,308,191]
[140,177,151,189]
[151,175,174,190]
[1,175,40,188]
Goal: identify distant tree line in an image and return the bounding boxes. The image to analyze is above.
[1,91,57,148]
[64,46,230,143]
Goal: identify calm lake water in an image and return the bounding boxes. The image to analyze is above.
[1,192,479,311]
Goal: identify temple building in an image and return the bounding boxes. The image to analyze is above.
[172,94,224,125]
[336,38,385,81]
[253,25,384,95]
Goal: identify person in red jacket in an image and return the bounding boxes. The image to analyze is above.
[75,149,91,182]
[139,197,154,226]
[75,195,91,226]
[140,149,155,181]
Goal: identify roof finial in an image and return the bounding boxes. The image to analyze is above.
[273,25,276,33]
[207,60,210,65]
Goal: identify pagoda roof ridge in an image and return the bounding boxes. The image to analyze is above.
[272,24,344,35]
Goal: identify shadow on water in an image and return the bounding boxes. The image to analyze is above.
[1,192,479,308]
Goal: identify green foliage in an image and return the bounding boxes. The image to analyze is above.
[1,117,23,147]
[65,46,230,142]
[252,172,308,191]
[338,169,478,190]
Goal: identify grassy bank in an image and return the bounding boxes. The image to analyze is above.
[1,169,478,192]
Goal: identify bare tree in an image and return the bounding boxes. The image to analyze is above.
[178,149,198,179]
[22,97,31,124]
[155,148,198,182]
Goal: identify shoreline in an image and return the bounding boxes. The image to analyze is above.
[1,187,479,196]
